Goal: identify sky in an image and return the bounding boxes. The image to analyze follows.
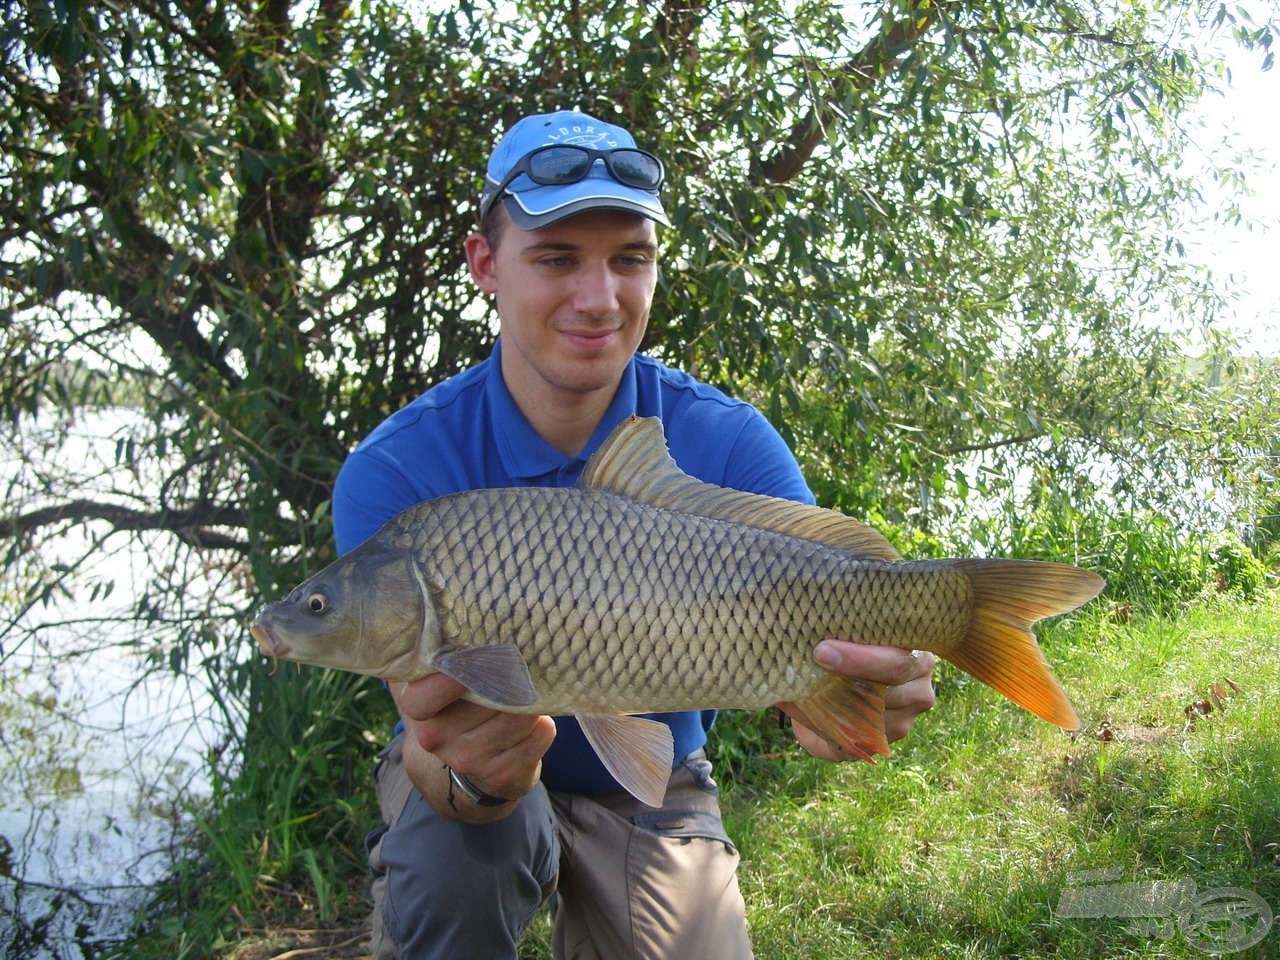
[1185,21,1280,355]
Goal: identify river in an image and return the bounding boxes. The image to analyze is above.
[0,648,219,958]
[1,408,232,958]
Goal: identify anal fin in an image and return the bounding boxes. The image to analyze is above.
[577,713,674,807]
[780,677,890,762]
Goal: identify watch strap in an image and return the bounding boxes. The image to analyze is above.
[445,765,512,807]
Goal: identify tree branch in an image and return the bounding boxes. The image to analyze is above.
[654,0,705,61]
[942,432,1045,456]
[3,499,250,552]
[758,0,944,183]
[277,0,349,261]
[4,12,240,393]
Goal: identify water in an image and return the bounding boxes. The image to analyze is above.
[1,408,233,958]
[0,599,226,958]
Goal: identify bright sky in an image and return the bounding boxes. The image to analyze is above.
[1185,21,1280,355]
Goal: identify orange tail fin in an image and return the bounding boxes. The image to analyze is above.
[938,559,1104,729]
[785,559,1101,755]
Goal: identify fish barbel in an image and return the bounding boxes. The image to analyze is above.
[250,416,1104,805]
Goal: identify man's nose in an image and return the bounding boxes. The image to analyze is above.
[571,262,620,314]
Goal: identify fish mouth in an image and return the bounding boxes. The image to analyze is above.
[249,620,291,672]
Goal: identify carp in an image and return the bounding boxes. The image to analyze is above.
[251,416,1103,805]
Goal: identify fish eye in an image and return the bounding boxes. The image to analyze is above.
[306,592,329,615]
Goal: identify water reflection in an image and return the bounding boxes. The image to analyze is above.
[1,408,232,958]
[0,642,218,959]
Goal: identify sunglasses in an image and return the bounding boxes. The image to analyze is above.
[481,145,665,220]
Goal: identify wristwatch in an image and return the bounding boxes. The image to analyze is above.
[444,765,512,808]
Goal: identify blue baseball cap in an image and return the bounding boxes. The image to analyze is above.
[480,110,670,230]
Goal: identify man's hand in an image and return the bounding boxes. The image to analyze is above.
[789,641,937,762]
[389,674,556,822]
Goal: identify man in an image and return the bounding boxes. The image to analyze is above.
[332,109,937,960]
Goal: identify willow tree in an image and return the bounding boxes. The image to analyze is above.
[1,0,1275,941]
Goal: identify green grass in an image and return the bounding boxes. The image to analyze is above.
[715,594,1280,959]
[122,667,393,958]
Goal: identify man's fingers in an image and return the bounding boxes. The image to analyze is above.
[390,672,468,722]
[814,640,935,687]
[464,714,557,797]
[797,642,939,761]
[790,719,844,762]
[445,710,550,766]
[883,658,938,712]
[432,711,556,801]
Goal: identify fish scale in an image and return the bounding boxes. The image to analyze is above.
[398,487,964,716]
[251,415,1104,806]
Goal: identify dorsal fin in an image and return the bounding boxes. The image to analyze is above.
[580,416,901,560]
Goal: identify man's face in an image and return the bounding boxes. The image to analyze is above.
[467,208,658,402]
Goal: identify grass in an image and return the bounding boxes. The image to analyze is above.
[123,667,391,958]
[132,591,1280,959]
[714,594,1280,959]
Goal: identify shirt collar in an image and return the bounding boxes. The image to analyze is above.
[486,338,639,482]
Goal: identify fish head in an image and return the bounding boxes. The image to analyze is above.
[249,541,439,680]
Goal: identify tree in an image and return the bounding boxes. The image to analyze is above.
[2,0,1276,942]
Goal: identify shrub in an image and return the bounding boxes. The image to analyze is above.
[1209,533,1269,599]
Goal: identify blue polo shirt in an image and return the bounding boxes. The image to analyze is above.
[332,339,814,794]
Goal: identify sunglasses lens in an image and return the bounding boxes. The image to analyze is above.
[608,150,663,189]
[527,147,594,185]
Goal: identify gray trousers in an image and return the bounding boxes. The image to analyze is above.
[367,735,753,960]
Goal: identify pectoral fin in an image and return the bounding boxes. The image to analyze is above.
[432,644,539,708]
[577,713,675,808]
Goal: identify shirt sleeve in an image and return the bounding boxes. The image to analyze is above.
[719,411,816,506]
[331,448,423,555]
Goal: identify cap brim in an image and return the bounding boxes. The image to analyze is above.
[502,177,669,230]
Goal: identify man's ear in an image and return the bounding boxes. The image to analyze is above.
[464,233,499,294]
